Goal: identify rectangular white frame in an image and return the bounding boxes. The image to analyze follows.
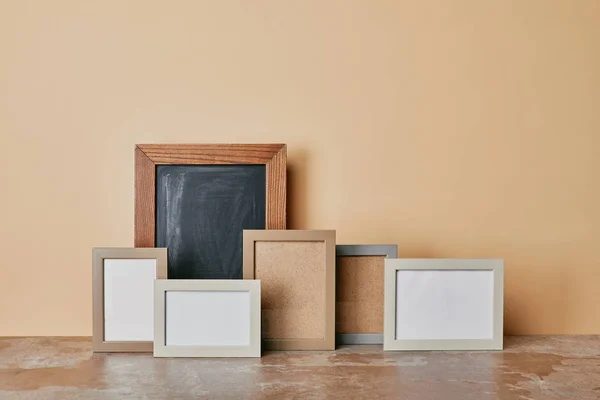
[154,279,261,358]
[384,259,504,351]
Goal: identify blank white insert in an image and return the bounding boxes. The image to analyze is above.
[166,291,251,346]
[396,270,494,340]
[104,259,157,341]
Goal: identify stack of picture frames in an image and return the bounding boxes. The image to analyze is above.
[92,143,505,358]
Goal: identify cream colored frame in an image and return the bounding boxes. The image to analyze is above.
[243,230,336,350]
[154,280,261,358]
[92,247,167,353]
[384,259,504,351]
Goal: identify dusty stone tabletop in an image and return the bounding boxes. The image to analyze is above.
[0,336,599,399]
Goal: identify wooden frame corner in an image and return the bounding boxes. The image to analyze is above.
[135,144,286,248]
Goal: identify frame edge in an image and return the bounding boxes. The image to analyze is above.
[383,258,505,351]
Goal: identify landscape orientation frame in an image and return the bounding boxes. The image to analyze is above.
[153,279,261,358]
[383,258,504,351]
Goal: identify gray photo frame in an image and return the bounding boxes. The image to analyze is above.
[154,279,261,358]
[384,259,504,351]
[336,245,397,345]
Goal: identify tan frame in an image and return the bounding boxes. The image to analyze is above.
[92,247,167,352]
[243,230,336,350]
[154,279,261,358]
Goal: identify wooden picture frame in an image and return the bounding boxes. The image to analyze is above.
[384,259,504,351]
[134,144,286,279]
[153,279,261,358]
[243,230,336,350]
[336,244,398,345]
[92,247,167,352]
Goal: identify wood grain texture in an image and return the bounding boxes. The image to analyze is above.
[137,144,285,165]
[134,144,286,250]
[134,148,155,247]
[265,145,286,229]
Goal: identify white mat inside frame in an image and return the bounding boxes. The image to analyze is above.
[165,291,251,346]
[395,270,494,340]
[104,259,157,342]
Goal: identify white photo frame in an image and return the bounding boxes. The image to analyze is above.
[154,279,261,358]
[384,259,504,351]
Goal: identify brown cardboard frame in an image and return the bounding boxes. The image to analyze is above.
[92,247,167,352]
[134,144,287,248]
[243,230,336,350]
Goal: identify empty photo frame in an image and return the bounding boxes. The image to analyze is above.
[243,230,336,350]
[384,259,504,351]
[336,245,397,345]
[92,247,167,352]
[154,280,261,358]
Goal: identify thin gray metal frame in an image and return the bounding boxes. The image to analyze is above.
[336,244,398,345]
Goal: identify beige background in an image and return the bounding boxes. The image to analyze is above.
[0,0,598,335]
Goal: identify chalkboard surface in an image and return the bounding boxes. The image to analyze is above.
[156,165,266,279]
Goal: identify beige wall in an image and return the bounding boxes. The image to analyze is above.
[1,0,599,336]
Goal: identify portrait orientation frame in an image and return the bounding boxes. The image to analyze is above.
[243,230,336,350]
[134,144,287,248]
[336,244,398,345]
[384,259,504,351]
[92,247,167,353]
[153,279,261,358]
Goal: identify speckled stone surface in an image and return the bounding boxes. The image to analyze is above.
[0,336,599,399]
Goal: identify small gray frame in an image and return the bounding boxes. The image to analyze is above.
[336,244,397,345]
[384,259,504,351]
[154,279,261,358]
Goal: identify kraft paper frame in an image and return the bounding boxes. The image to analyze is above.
[336,244,398,345]
[92,247,168,353]
[383,258,504,351]
[243,230,336,350]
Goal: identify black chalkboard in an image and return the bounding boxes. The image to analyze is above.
[155,165,266,279]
